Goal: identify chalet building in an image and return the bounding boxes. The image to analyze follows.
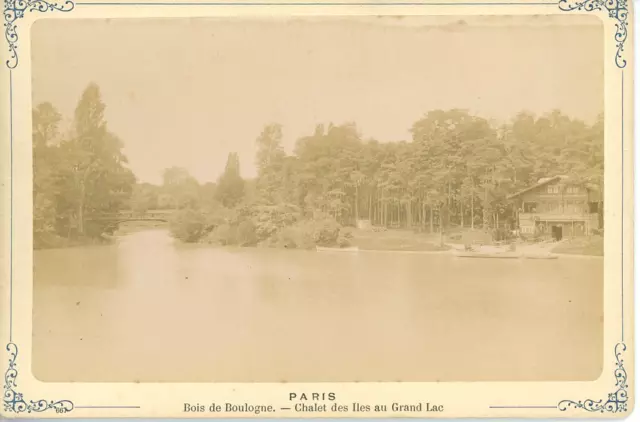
[507,175,601,241]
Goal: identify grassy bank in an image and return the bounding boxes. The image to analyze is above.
[552,236,604,256]
[33,233,111,250]
[34,221,169,250]
[350,229,450,252]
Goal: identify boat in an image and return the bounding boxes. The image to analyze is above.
[452,250,521,259]
[316,246,360,253]
[451,249,560,260]
[522,253,559,260]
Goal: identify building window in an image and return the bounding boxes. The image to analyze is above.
[547,185,560,194]
[566,186,579,194]
[523,202,537,212]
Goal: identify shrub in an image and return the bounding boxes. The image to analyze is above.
[309,218,342,246]
[276,224,315,249]
[169,209,210,242]
[337,227,353,247]
[253,203,301,241]
[209,223,238,246]
[237,220,258,246]
[264,217,344,249]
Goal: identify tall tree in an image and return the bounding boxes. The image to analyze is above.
[255,124,285,174]
[32,84,135,243]
[255,123,286,203]
[33,102,62,240]
[215,152,245,208]
[66,83,135,235]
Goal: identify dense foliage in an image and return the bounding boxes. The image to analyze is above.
[166,110,603,247]
[33,84,135,248]
[33,83,603,250]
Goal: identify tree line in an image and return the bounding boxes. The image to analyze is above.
[158,110,603,247]
[33,82,604,248]
[249,110,603,234]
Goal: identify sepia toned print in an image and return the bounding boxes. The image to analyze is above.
[30,15,605,383]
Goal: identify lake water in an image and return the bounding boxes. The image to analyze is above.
[33,229,603,382]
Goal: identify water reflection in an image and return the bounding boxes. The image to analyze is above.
[33,229,603,382]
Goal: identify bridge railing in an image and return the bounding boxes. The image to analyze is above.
[89,209,177,220]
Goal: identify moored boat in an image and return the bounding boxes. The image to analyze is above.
[452,250,521,259]
[522,253,559,260]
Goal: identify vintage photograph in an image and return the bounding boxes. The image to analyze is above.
[31,15,605,383]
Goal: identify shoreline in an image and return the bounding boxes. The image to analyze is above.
[357,248,450,255]
[353,248,603,258]
[35,229,605,259]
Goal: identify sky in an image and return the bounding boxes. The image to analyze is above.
[31,15,604,184]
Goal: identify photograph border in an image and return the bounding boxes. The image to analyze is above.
[1,0,633,417]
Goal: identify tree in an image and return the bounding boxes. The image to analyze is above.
[350,170,366,222]
[31,84,135,245]
[255,123,285,174]
[33,103,62,241]
[65,83,135,235]
[411,109,495,231]
[293,122,362,223]
[558,112,604,229]
[255,123,286,203]
[215,152,245,208]
[130,183,160,213]
[161,167,200,209]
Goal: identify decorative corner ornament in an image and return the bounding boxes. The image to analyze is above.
[558,343,629,413]
[3,0,75,69]
[3,343,75,414]
[558,0,629,68]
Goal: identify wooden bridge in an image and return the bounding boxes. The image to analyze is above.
[87,210,176,225]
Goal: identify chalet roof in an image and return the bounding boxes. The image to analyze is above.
[506,175,567,200]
